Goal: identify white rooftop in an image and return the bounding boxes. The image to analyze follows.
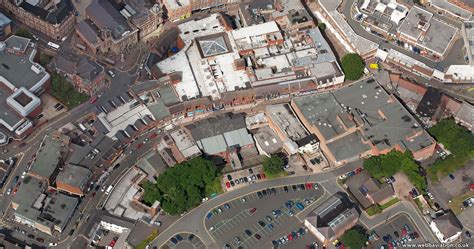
[231,21,280,40]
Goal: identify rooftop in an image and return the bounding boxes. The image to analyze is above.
[186,113,247,141]
[432,210,463,238]
[266,104,309,142]
[253,126,283,154]
[56,165,92,191]
[416,87,443,118]
[86,0,134,40]
[53,52,104,82]
[431,0,472,20]
[39,192,78,230]
[293,77,434,161]
[231,21,280,40]
[1,36,50,92]
[170,129,201,158]
[19,0,74,25]
[164,0,190,10]
[30,135,66,180]
[418,18,457,55]
[75,20,101,47]
[0,12,11,27]
[397,6,433,40]
[330,11,378,55]
[12,175,45,208]
[463,21,474,65]
[346,171,394,208]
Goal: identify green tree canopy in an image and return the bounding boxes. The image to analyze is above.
[364,150,427,192]
[341,53,365,80]
[15,28,33,39]
[142,157,219,215]
[341,229,367,249]
[318,22,326,31]
[262,155,285,175]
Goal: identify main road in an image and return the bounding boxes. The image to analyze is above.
[151,161,437,248]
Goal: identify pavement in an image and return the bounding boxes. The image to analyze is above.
[151,160,437,249]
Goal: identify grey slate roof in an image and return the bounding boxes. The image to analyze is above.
[433,211,463,239]
[86,0,133,40]
[186,113,247,141]
[346,171,394,209]
[56,165,92,191]
[76,20,101,47]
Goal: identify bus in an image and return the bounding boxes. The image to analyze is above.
[47,42,60,50]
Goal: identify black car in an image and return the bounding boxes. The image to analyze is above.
[299,184,305,190]
[227,175,232,181]
[258,220,266,227]
[188,234,195,240]
[243,177,249,183]
[256,174,261,180]
[465,231,471,238]
[245,229,252,236]
[257,191,263,198]
[284,186,289,192]
[27,234,35,239]
[262,189,267,196]
[271,188,276,195]
[292,185,297,191]
[394,231,400,238]
[249,168,254,174]
[230,181,235,187]
[170,238,178,244]
[176,235,183,241]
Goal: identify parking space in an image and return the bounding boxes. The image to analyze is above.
[222,166,265,191]
[205,183,323,248]
[164,233,205,249]
[370,214,425,248]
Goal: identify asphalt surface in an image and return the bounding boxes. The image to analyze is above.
[204,184,322,248]
[370,213,425,248]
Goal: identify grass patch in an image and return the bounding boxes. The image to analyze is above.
[366,205,382,216]
[366,197,400,216]
[414,198,423,211]
[427,119,474,182]
[448,192,474,215]
[265,170,288,179]
[50,73,89,108]
[135,229,159,249]
[205,177,224,196]
[379,197,400,210]
[39,53,52,67]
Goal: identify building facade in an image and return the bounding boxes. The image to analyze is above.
[1,0,76,41]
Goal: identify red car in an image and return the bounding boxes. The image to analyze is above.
[249,208,257,214]
[109,239,116,247]
[305,183,313,189]
[288,234,293,241]
[89,96,98,104]
[149,133,158,139]
[261,173,266,179]
[355,167,363,173]
[225,182,231,188]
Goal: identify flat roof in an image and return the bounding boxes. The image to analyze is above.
[40,192,78,229]
[12,175,45,208]
[231,21,280,40]
[254,126,283,154]
[0,39,49,91]
[267,104,309,141]
[397,6,433,40]
[294,77,434,159]
[0,85,23,128]
[56,165,92,190]
[326,132,370,162]
[330,11,378,55]
[431,0,472,20]
[463,21,474,65]
[419,18,457,55]
[319,0,342,12]
[30,135,65,179]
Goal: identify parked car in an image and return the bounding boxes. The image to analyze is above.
[296,202,305,211]
[249,208,257,214]
[448,174,455,180]
[245,229,252,236]
[170,238,178,244]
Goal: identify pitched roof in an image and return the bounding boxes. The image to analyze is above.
[346,171,394,208]
[433,211,463,239]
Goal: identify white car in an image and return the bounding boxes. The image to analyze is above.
[6,188,11,195]
[21,171,27,178]
[49,242,58,247]
[108,70,116,78]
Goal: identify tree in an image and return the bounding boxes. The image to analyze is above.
[341,53,365,80]
[364,150,427,192]
[142,157,219,215]
[15,28,33,39]
[39,53,52,67]
[263,155,285,175]
[318,22,326,31]
[341,229,367,249]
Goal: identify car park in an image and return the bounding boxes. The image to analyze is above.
[258,220,266,227]
[176,235,183,241]
[249,208,257,214]
[245,229,252,236]
[254,234,261,240]
[257,191,263,198]
[296,202,305,210]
